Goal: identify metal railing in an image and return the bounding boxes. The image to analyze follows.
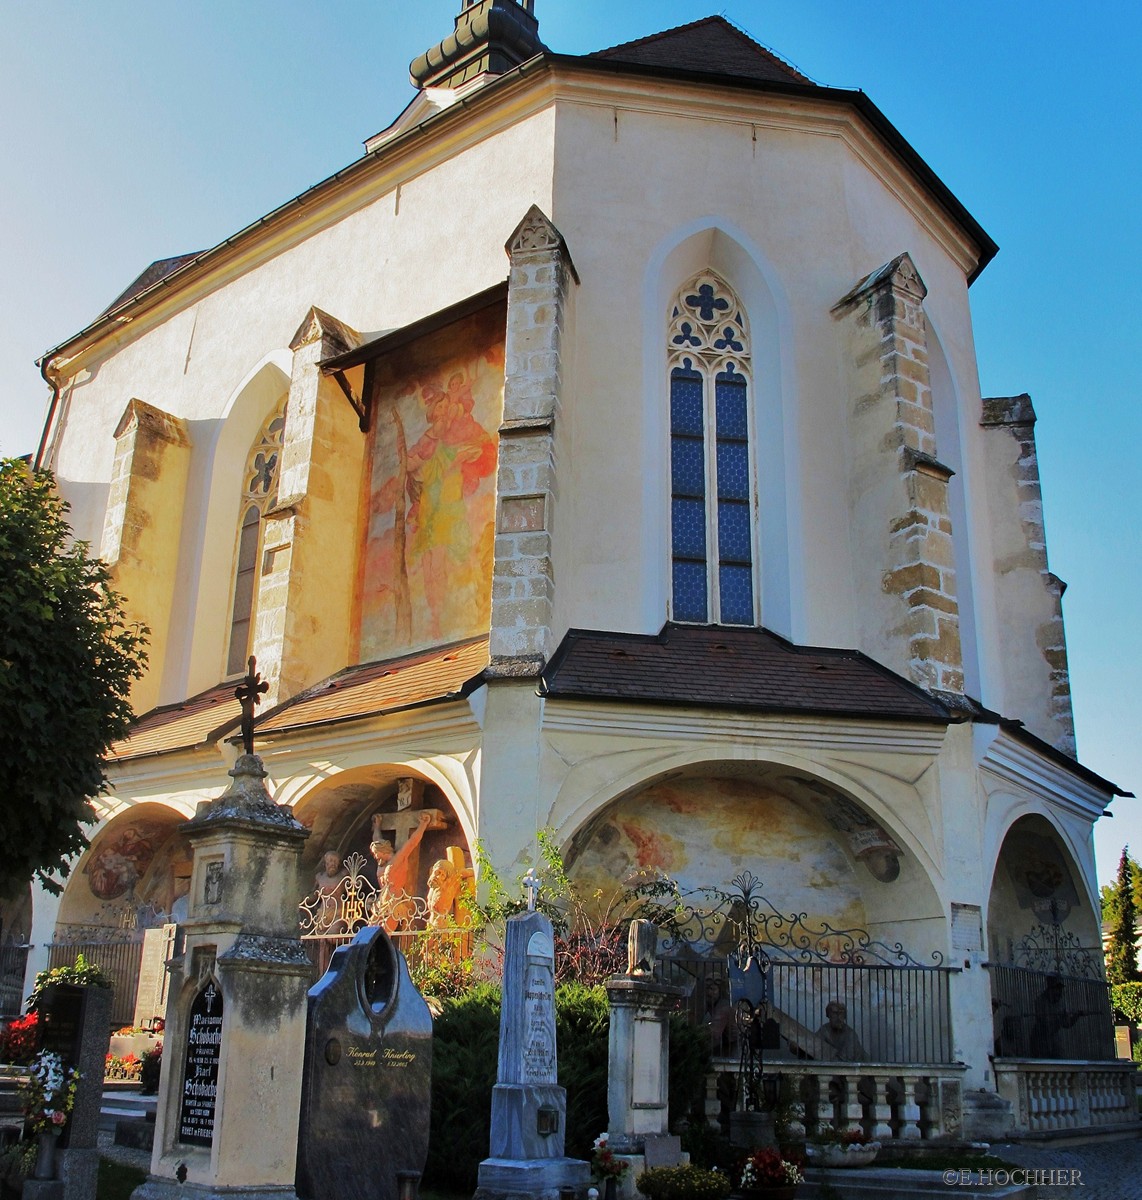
[0,944,30,1019]
[987,963,1115,1061]
[663,952,956,1064]
[47,941,142,1028]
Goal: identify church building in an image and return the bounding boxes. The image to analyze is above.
[8,0,1133,1140]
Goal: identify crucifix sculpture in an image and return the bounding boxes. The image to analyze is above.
[235,656,268,755]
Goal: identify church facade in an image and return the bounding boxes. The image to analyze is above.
[10,0,1132,1139]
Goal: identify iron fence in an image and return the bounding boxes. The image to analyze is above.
[662,951,955,1064]
[0,944,30,1019]
[987,963,1115,1061]
[47,940,142,1028]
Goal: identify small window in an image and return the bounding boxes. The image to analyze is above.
[225,406,285,675]
[667,273,757,624]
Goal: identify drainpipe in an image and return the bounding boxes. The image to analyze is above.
[34,356,63,470]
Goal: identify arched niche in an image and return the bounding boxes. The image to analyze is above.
[292,765,473,913]
[563,760,943,953]
[985,813,1102,970]
[54,804,192,938]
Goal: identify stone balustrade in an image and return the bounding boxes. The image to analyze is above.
[707,1062,967,1143]
[993,1059,1139,1136]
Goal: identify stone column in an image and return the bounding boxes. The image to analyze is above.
[137,753,310,1200]
[834,253,963,695]
[252,307,362,707]
[488,206,577,678]
[603,973,687,1200]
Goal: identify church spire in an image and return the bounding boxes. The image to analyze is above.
[410,0,543,90]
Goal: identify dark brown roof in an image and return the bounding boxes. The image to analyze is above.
[591,17,812,87]
[109,681,240,761]
[255,637,489,736]
[541,624,952,722]
[100,252,204,317]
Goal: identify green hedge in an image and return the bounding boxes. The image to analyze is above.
[1111,982,1142,1024]
[423,984,711,1192]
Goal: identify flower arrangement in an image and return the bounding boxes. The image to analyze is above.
[140,1041,164,1095]
[807,1127,868,1147]
[105,1052,143,1081]
[22,1051,80,1134]
[592,1134,629,1181]
[27,953,112,1012]
[0,1012,40,1064]
[739,1147,805,1190]
[636,1165,732,1200]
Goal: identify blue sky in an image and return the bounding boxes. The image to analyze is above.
[2,1,1139,888]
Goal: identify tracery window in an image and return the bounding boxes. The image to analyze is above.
[225,403,286,676]
[667,272,756,624]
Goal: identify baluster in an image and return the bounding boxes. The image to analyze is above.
[870,1073,893,1141]
[898,1073,922,1140]
[841,1070,864,1137]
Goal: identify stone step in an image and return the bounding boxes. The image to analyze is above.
[801,1167,1034,1199]
[113,1118,155,1153]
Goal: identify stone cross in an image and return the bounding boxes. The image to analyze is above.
[234,656,268,755]
[523,868,540,912]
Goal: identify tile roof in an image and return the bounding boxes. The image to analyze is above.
[255,637,489,736]
[541,624,952,722]
[590,17,813,87]
[109,681,241,762]
[100,252,204,318]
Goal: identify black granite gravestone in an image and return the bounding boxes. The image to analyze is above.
[296,925,432,1200]
[37,982,112,1153]
[178,979,223,1147]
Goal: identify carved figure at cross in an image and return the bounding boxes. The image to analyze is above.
[235,656,269,755]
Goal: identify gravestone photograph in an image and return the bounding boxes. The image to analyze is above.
[296,924,432,1200]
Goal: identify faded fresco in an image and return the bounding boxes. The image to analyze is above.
[357,307,504,661]
[567,776,866,932]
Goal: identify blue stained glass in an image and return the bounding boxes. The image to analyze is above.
[720,564,754,624]
[672,498,707,558]
[717,440,749,500]
[673,560,708,622]
[718,500,751,562]
[671,437,705,497]
[670,371,703,435]
[715,378,748,439]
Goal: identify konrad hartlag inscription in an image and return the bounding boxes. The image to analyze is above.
[179,979,223,1146]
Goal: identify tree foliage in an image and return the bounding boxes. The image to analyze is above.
[1106,846,1140,985]
[0,460,147,898]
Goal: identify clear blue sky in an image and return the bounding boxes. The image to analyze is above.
[2,1,1139,890]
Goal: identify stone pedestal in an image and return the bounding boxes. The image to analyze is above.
[960,1089,1014,1141]
[604,976,687,1155]
[477,911,590,1200]
[133,754,310,1200]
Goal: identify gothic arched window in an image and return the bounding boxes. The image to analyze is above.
[667,272,756,625]
[225,404,286,676]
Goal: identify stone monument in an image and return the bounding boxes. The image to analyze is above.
[477,873,590,1200]
[603,922,687,1199]
[296,924,432,1200]
[25,980,113,1200]
[134,659,312,1200]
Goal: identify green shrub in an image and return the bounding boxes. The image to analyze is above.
[556,983,610,1160]
[636,1165,732,1200]
[423,984,502,1194]
[1112,982,1142,1024]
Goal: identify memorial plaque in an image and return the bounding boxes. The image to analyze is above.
[39,984,84,1061]
[296,926,432,1200]
[522,931,556,1083]
[179,979,223,1147]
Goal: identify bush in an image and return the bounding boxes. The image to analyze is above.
[1112,982,1142,1024]
[0,1012,39,1064]
[636,1165,732,1200]
[556,984,610,1160]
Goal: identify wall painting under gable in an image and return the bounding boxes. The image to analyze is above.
[356,305,504,663]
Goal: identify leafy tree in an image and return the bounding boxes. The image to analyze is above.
[0,460,147,898]
[1101,848,1142,928]
[1106,846,1141,985]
